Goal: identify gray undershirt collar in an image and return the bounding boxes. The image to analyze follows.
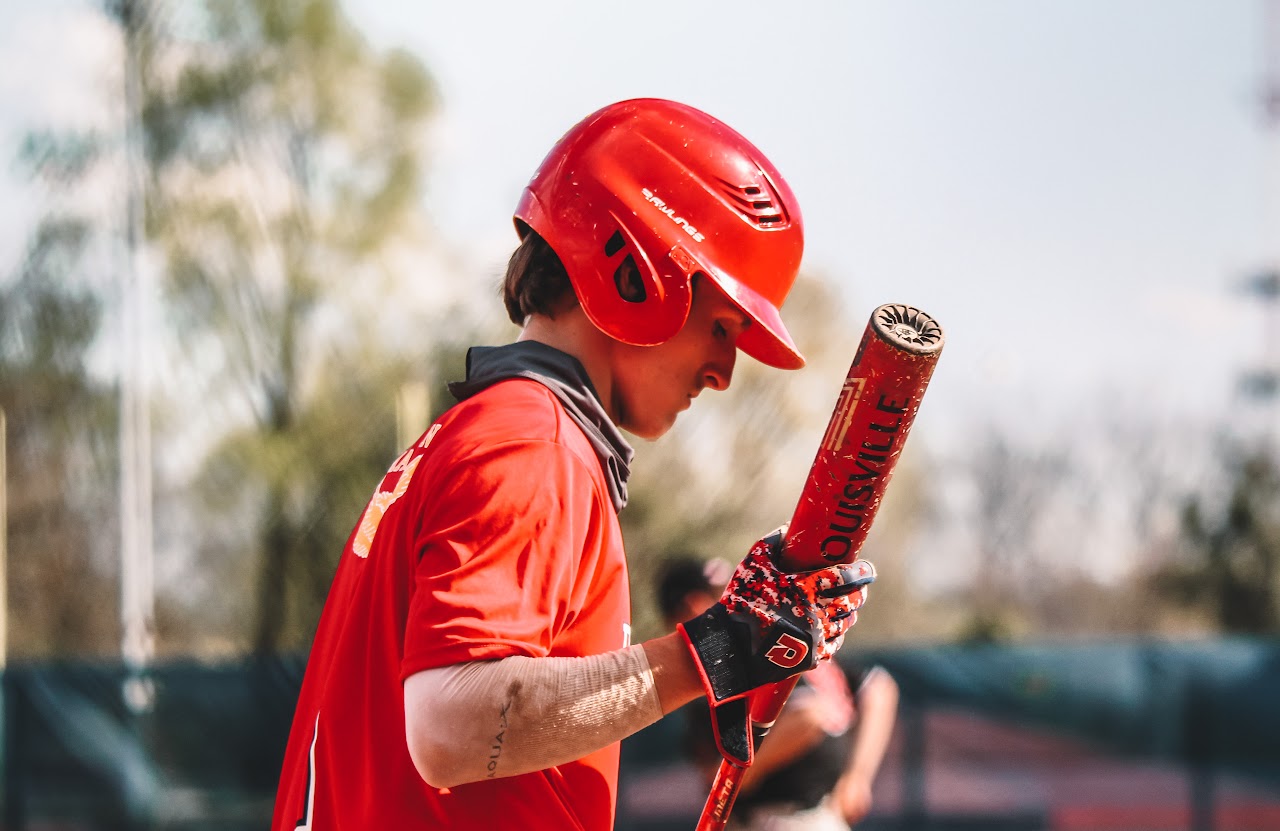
[447,341,634,513]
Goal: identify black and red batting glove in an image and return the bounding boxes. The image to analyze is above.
[677,528,875,767]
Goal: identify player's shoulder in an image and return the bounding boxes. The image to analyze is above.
[437,378,596,459]
[444,378,563,434]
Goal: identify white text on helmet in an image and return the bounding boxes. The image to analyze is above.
[641,188,706,243]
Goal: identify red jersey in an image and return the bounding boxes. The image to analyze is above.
[272,364,631,830]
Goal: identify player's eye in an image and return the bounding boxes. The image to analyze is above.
[714,317,750,342]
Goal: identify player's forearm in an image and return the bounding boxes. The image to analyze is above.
[405,642,694,788]
[641,631,704,710]
[845,668,898,781]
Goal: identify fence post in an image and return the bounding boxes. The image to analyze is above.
[3,672,19,831]
[1186,673,1215,831]
[901,702,928,828]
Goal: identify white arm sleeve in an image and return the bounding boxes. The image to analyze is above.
[404,646,665,788]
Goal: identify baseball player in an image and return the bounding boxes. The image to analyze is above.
[270,98,876,830]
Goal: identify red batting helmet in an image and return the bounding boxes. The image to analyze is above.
[514,98,806,369]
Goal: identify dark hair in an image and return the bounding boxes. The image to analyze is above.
[503,226,577,325]
[656,557,717,622]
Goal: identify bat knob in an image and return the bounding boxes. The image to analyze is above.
[871,304,945,355]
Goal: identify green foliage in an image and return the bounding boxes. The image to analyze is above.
[956,612,1020,645]
[174,355,408,652]
[18,131,104,183]
[130,0,441,653]
[10,0,447,657]
[0,219,120,658]
[1157,445,1280,634]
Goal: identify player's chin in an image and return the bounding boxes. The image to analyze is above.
[624,408,680,441]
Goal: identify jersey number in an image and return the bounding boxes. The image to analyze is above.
[351,425,439,558]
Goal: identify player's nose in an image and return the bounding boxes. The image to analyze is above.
[702,346,737,392]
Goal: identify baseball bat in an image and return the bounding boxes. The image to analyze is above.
[696,303,944,831]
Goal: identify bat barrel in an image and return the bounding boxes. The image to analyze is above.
[782,303,943,571]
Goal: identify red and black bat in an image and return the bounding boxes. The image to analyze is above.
[696,303,945,831]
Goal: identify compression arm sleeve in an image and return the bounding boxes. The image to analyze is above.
[404,646,664,788]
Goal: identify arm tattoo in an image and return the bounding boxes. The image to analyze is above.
[486,701,511,778]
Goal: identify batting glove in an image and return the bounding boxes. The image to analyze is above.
[677,527,875,766]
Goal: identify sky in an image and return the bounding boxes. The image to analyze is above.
[1,0,1277,452]
[2,1,1276,598]
[346,0,1279,449]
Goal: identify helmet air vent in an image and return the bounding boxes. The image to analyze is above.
[604,230,627,257]
[604,228,645,302]
[717,177,787,227]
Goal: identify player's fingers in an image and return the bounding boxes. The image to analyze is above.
[800,563,862,599]
[819,591,858,630]
[817,559,877,599]
[842,577,872,612]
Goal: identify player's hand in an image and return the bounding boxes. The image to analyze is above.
[679,527,875,699]
[834,773,875,824]
[676,527,875,765]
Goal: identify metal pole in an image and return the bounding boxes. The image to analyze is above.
[118,0,155,714]
[1187,674,1216,831]
[901,702,928,827]
[1265,0,1280,446]
[396,381,431,451]
[1,408,7,821]
[1,408,8,672]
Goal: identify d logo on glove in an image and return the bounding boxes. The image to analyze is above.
[765,633,809,669]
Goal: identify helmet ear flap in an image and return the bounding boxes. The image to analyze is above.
[604,231,645,304]
[578,217,690,345]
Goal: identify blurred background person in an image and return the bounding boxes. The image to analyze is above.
[658,556,900,830]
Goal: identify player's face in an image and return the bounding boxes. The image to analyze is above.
[609,278,750,440]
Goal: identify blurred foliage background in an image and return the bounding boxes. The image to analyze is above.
[3,0,1279,670]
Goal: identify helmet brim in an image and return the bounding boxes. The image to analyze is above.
[706,269,806,370]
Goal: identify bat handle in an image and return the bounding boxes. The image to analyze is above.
[749,675,800,725]
[695,760,744,831]
[694,541,812,830]
[694,676,802,830]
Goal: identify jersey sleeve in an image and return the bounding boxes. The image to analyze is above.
[401,436,611,677]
